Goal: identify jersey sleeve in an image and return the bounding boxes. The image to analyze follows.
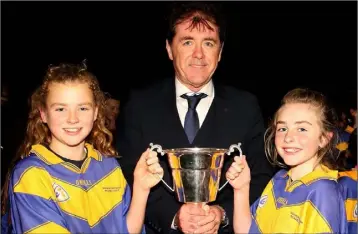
[9,165,70,233]
[339,176,358,234]
[303,184,348,233]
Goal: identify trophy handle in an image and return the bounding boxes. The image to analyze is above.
[218,142,243,191]
[149,143,175,192]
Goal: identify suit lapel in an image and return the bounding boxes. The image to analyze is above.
[194,83,230,148]
[154,78,189,147]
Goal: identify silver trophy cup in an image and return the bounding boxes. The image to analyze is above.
[149,143,243,204]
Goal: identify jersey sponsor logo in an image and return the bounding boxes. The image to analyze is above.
[277,197,288,206]
[354,203,357,219]
[76,179,93,186]
[52,182,70,202]
[102,186,121,192]
[290,212,303,224]
[258,195,268,208]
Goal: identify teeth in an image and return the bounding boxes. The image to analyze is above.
[64,128,80,132]
[284,148,299,152]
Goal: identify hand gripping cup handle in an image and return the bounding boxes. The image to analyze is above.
[149,143,175,192]
[219,142,243,191]
[148,143,243,193]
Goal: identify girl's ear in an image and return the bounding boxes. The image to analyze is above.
[319,131,333,148]
[39,108,47,123]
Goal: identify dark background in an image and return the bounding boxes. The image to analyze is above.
[1,1,357,175]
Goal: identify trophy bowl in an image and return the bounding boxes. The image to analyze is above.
[149,143,242,204]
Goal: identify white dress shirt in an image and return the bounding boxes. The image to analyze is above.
[175,78,215,128]
[171,78,215,230]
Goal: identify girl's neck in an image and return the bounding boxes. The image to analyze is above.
[290,156,320,181]
[49,141,86,161]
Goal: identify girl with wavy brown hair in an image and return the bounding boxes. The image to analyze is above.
[1,61,164,233]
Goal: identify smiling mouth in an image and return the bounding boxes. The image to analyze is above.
[63,128,82,134]
[283,148,302,153]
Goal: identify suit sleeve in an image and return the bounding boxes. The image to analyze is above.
[117,92,180,233]
[244,96,274,205]
[9,166,70,234]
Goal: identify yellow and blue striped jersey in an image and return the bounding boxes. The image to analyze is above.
[9,143,145,234]
[339,170,357,234]
[249,165,347,233]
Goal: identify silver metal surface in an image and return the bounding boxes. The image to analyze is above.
[149,143,242,203]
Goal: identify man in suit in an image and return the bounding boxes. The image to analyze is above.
[117,2,274,234]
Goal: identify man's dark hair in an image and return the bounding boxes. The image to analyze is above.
[166,2,226,45]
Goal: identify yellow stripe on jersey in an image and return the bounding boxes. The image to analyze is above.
[25,221,70,234]
[86,167,127,227]
[53,167,127,227]
[14,167,54,199]
[345,199,358,222]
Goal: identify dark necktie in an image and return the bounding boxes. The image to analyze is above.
[181,93,208,144]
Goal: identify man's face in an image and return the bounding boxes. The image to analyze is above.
[166,18,223,92]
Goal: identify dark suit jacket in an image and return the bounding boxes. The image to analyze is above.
[116,78,274,234]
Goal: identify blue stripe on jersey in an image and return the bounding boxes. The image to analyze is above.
[339,172,357,234]
[10,192,68,232]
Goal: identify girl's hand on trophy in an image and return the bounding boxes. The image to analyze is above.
[226,155,251,191]
[134,148,164,191]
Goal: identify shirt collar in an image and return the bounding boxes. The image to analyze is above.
[30,143,102,165]
[280,164,338,185]
[175,77,214,98]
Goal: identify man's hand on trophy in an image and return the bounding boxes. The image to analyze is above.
[133,148,164,191]
[195,205,222,234]
[176,203,208,233]
[226,155,251,191]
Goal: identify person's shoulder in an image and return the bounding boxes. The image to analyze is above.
[215,83,260,107]
[128,78,172,100]
[338,170,358,195]
[11,153,50,184]
[308,177,341,195]
[13,153,47,171]
[101,155,120,165]
[339,170,358,181]
[272,169,288,179]
[219,83,257,99]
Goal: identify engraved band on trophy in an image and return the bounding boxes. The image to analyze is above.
[149,143,243,204]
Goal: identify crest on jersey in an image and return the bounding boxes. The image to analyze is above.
[258,195,268,208]
[354,203,357,219]
[52,182,69,202]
